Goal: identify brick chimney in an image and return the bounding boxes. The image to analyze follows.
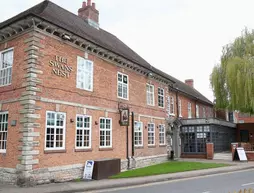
[78,0,99,29]
[185,79,194,87]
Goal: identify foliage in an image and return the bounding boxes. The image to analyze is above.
[210,28,254,114]
[110,161,227,179]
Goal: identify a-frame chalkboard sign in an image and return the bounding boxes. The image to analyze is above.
[233,147,248,162]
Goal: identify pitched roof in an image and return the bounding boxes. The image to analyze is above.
[0,0,213,105]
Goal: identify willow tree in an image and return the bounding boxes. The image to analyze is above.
[210,28,254,114]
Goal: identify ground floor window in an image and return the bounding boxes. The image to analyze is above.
[100,118,112,148]
[76,115,92,149]
[134,122,143,146]
[45,111,66,150]
[159,124,165,145]
[0,112,8,153]
[148,123,155,145]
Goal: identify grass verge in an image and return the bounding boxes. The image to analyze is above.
[110,161,228,179]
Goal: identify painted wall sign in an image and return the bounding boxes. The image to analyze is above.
[49,55,73,78]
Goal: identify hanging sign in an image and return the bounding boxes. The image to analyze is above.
[119,108,129,126]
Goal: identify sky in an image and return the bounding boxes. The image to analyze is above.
[1,0,254,101]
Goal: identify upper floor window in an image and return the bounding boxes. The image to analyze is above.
[45,111,66,150]
[167,96,175,115]
[188,102,192,118]
[117,72,128,100]
[196,105,199,118]
[178,99,182,117]
[203,107,206,118]
[146,84,154,106]
[158,88,164,108]
[76,115,92,149]
[0,112,8,153]
[134,121,143,146]
[0,49,13,87]
[77,56,93,91]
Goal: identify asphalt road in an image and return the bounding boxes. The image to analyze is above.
[84,169,254,193]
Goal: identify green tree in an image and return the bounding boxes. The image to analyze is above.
[210,28,254,114]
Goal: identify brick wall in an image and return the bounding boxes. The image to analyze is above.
[0,30,213,184]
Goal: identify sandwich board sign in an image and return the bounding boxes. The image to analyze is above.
[233,147,248,162]
[83,160,94,180]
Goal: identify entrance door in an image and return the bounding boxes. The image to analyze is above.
[240,130,249,142]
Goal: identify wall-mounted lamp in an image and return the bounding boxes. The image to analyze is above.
[62,34,71,41]
[70,119,74,123]
[95,121,98,125]
[145,125,147,129]
[147,72,153,77]
[11,120,17,126]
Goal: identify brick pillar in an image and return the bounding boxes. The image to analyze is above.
[206,143,214,160]
[231,143,238,161]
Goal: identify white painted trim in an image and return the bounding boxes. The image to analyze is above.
[134,121,143,147]
[158,87,165,108]
[99,117,112,148]
[147,122,155,146]
[0,111,8,154]
[188,102,192,118]
[75,114,92,149]
[40,97,118,113]
[159,124,166,145]
[0,48,14,87]
[44,111,66,151]
[117,72,129,100]
[138,114,165,121]
[146,83,155,106]
[76,56,94,92]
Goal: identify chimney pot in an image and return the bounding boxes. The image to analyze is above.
[92,2,96,9]
[82,1,87,8]
[87,0,91,6]
[185,79,194,88]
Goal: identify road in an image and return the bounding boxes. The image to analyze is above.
[83,169,254,193]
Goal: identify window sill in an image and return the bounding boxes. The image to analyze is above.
[159,144,167,147]
[117,96,129,101]
[44,150,66,154]
[0,83,11,88]
[179,115,182,118]
[148,145,156,148]
[169,114,175,117]
[158,106,165,109]
[134,146,144,149]
[147,104,155,107]
[76,87,93,92]
[75,148,93,152]
[99,148,113,151]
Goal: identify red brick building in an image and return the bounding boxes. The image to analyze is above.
[0,0,213,185]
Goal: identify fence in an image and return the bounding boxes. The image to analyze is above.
[239,143,254,151]
[229,188,253,193]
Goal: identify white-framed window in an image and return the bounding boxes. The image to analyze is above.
[76,115,92,149]
[170,96,175,115]
[159,124,165,145]
[77,56,93,91]
[0,112,8,153]
[45,111,66,150]
[134,121,143,146]
[0,48,13,87]
[158,88,164,108]
[146,84,154,106]
[203,107,206,118]
[148,123,155,145]
[188,102,192,118]
[196,105,199,118]
[99,118,112,148]
[117,72,128,100]
[178,99,182,117]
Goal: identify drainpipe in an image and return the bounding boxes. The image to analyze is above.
[126,125,130,169]
[131,112,135,157]
[175,88,179,118]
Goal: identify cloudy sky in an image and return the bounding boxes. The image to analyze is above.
[1,0,254,101]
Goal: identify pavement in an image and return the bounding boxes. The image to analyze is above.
[1,159,254,193]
